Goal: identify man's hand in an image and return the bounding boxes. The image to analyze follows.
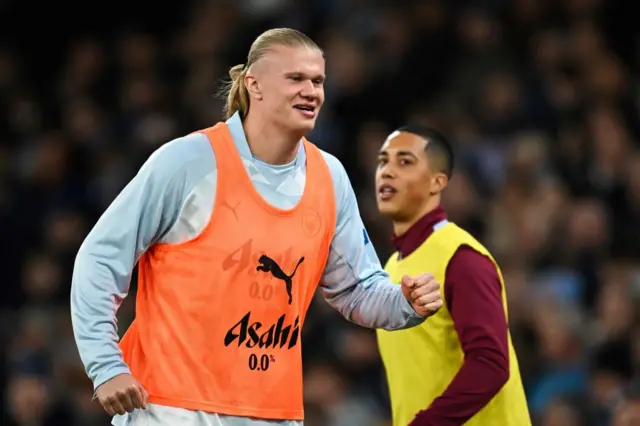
[401,273,443,317]
[95,373,148,416]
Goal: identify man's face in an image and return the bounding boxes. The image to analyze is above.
[249,45,325,135]
[375,131,435,221]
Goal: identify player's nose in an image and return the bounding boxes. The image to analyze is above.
[299,80,318,98]
[379,164,395,179]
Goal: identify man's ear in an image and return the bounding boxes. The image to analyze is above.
[245,74,263,100]
[430,173,448,195]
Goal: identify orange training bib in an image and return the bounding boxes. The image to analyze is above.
[119,123,336,420]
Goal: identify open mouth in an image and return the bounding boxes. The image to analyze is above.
[294,104,316,118]
[378,183,397,200]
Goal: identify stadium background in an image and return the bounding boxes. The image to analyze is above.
[1,0,639,425]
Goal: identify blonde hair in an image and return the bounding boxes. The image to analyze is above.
[223,28,321,120]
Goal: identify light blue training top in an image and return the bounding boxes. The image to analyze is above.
[70,112,424,426]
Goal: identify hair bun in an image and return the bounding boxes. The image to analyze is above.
[229,64,245,80]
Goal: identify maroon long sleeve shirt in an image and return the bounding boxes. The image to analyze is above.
[392,206,510,426]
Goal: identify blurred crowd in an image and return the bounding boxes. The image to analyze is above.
[1,0,639,425]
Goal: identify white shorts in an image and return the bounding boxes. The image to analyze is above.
[112,403,303,426]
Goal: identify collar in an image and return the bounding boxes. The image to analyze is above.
[225,112,253,160]
[392,206,448,259]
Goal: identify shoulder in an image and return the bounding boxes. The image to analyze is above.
[141,132,216,184]
[446,245,501,296]
[145,132,214,171]
[318,148,351,202]
[449,245,498,277]
[318,149,348,180]
[316,149,357,224]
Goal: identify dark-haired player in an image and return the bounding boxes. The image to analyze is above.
[375,125,532,426]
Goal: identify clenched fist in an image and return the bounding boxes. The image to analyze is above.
[401,273,443,317]
[95,373,148,416]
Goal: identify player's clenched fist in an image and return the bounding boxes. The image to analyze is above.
[401,273,443,317]
[95,373,148,416]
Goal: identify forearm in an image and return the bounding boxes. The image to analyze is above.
[320,158,425,329]
[71,248,131,389]
[322,275,424,330]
